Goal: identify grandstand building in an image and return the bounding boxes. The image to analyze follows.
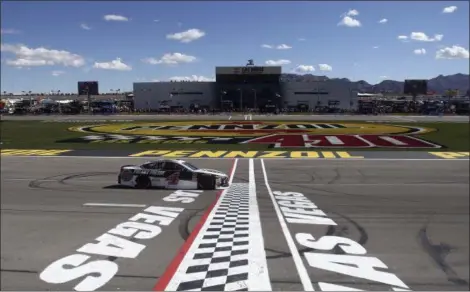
[133,65,357,111]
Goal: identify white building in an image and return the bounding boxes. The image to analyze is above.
[281,80,357,110]
[133,66,358,110]
[133,82,215,110]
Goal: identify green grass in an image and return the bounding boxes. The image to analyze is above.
[1,120,468,151]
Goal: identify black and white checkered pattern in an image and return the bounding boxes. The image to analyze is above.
[176,183,250,291]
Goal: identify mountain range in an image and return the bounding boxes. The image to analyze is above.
[280,73,469,95]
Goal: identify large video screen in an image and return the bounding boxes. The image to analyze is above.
[78,81,99,95]
[404,80,427,95]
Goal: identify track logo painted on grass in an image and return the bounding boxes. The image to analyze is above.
[65,121,441,149]
[70,121,433,137]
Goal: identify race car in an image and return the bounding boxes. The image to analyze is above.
[117,159,230,190]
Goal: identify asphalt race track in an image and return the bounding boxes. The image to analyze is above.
[1,156,469,291]
[2,113,469,122]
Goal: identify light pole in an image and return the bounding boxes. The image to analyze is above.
[84,83,91,114]
[311,80,325,110]
[220,90,227,110]
[252,89,257,112]
[275,93,281,113]
[349,88,358,110]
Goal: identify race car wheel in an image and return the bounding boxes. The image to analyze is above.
[198,175,216,190]
[135,176,151,189]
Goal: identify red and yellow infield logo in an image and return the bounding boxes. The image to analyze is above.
[68,121,441,149]
[70,121,435,137]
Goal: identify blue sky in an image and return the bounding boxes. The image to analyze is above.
[1,1,469,93]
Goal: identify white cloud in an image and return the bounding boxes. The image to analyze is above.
[153,19,160,22]
[338,16,361,27]
[142,53,197,65]
[166,29,205,43]
[261,44,293,49]
[93,58,132,71]
[169,75,215,82]
[378,18,388,24]
[103,14,129,22]
[442,6,457,13]
[1,43,85,67]
[5,59,48,67]
[103,14,129,21]
[435,45,469,59]
[1,28,21,34]
[318,64,333,71]
[379,75,388,79]
[338,9,361,27]
[398,33,443,42]
[373,46,379,49]
[80,23,91,30]
[294,65,315,73]
[52,70,65,76]
[276,44,292,50]
[413,48,426,55]
[265,59,291,66]
[344,9,359,17]
[410,32,443,42]
[298,38,306,41]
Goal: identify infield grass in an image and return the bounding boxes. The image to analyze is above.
[1,120,468,151]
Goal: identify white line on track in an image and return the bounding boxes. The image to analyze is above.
[2,178,113,182]
[228,159,238,185]
[260,159,315,291]
[273,183,469,187]
[248,158,272,290]
[83,203,147,208]
[1,155,469,161]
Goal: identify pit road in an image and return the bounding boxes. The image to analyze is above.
[1,156,468,291]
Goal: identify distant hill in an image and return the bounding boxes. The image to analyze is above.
[280,73,469,95]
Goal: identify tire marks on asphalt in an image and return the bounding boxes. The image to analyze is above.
[260,159,412,292]
[419,218,469,288]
